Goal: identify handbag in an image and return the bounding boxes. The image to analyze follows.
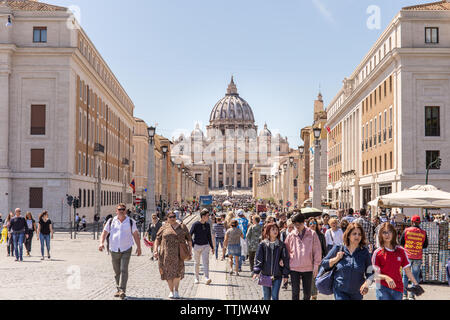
[257,242,275,288]
[315,245,343,295]
[258,274,273,287]
[178,224,191,261]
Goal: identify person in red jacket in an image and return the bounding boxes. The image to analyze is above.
[400,215,428,300]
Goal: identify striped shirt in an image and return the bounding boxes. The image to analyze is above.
[212,223,226,238]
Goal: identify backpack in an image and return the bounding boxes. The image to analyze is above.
[106,217,134,254]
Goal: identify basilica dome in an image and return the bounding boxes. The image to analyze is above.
[209,77,255,124]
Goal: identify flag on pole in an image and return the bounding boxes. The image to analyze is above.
[130,179,136,194]
[309,185,313,192]
[326,126,331,134]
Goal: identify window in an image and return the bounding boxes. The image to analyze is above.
[29,188,43,208]
[83,189,86,207]
[384,154,387,171]
[425,27,439,44]
[30,149,45,168]
[374,157,377,172]
[33,27,47,43]
[31,105,46,135]
[389,76,392,92]
[390,152,393,169]
[426,150,440,169]
[425,106,440,136]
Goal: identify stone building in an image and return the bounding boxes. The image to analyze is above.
[325,0,450,211]
[172,77,290,192]
[0,0,134,224]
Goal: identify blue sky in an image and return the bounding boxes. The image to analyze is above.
[49,0,429,147]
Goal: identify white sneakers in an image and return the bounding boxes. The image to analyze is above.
[194,278,212,285]
[169,291,181,299]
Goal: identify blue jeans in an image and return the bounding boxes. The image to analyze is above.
[376,285,403,300]
[40,233,51,257]
[12,232,25,260]
[215,237,224,259]
[333,287,363,300]
[403,259,421,297]
[262,278,282,300]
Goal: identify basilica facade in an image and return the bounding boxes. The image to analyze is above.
[172,77,291,190]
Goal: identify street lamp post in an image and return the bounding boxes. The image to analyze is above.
[146,126,156,227]
[161,145,168,217]
[177,164,182,204]
[312,127,322,209]
[298,145,304,208]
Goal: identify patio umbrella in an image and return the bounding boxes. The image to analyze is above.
[368,184,450,209]
[300,207,322,218]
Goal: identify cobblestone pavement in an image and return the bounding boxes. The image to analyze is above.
[1,212,448,300]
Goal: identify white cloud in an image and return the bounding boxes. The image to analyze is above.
[312,0,334,23]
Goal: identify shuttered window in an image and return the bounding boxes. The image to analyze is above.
[30,149,45,168]
[29,188,43,208]
[31,105,46,135]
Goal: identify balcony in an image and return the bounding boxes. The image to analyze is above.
[122,158,129,166]
[94,143,105,154]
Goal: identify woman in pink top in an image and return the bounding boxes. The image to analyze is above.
[284,212,322,300]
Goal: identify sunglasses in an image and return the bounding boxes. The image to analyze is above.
[309,222,317,225]
[118,208,126,211]
[382,231,393,235]
[168,215,176,219]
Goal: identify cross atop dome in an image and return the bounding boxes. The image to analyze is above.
[226,75,238,96]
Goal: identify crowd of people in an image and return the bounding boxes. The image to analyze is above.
[1,208,54,261]
[200,201,436,301]
[4,194,445,301]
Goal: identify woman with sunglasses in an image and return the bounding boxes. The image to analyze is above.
[154,211,192,299]
[372,222,420,300]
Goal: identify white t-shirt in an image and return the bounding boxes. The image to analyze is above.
[104,216,138,253]
[325,228,344,246]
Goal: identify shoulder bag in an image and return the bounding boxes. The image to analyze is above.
[258,242,274,288]
[178,223,191,261]
[315,245,343,295]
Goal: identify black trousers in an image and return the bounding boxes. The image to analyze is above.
[7,234,14,255]
[25,230,34,253]
[248,250,256,273]
[290,271,313,300]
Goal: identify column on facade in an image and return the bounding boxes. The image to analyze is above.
[223,164,227,187]
[243,162,247,188]
[233,162,237,188]
[216,163,218,188]
[0,51,12,214]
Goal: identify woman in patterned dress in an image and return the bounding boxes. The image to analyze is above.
[154,211,192,299]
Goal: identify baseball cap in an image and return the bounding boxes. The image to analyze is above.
[260,213,267,219]
[412,215,421,223]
